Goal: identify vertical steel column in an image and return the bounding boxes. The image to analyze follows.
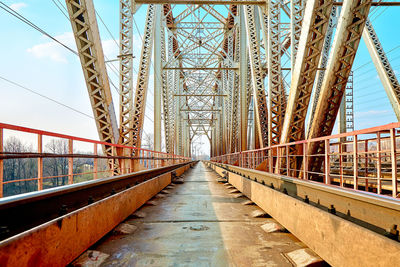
[338,71,354,141]
[154,5,162,151]
[119,0,134,146]
[166,31,176,153]
[239,6,248,151]
[267,0,284,146]
[177,72,184,155]
[244,5,269,148]
[230,27,240,153]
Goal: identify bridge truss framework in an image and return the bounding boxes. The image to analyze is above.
[64,0,400,176]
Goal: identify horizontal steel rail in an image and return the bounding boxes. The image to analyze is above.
[0,162,193,241]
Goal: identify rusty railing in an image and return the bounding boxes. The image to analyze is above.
[212,122,400,198]
[0,123,190,198]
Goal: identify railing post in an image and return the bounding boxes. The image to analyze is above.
[0,128,3,198]
[325,139,330,184]
[120,148,126,174]
[276,148,281,175]
[365,140,369,192]
[377,132,382,194]
[269,148,273,173]
[353,135,358,190]
[339,142,343,187]
[68,139,73,185]
[37,134,43,191]
[112,146,117,175]
[286,145,290,176]
[390,128,398,197]
[93,144,98,179]
[303,143,308,180]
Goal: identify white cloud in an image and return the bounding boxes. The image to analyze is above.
[27,32,76,63]
[27,31,127,64]
[9,2,27,11]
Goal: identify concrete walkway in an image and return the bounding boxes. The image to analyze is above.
[90,162,307,266]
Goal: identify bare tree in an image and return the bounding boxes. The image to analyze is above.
[142,133,154,150]
[3,137,36,196]
[44,139,68,187]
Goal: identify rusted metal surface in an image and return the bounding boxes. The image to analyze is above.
[88,163,309,266]
[0,162,193,241]
[207,161,400,266]
[0,163,193,266]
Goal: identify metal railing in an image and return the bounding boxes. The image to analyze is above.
[0,123,190,198]
[212,122,400,198]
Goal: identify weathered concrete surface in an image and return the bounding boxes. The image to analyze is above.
[90,163,307,266]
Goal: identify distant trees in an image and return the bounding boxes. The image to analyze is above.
[2,136,96,197]
[44,139,68,187]
[142,133,154,150]
[3,137,37,196]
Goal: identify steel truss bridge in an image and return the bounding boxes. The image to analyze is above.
[1,0,400,266]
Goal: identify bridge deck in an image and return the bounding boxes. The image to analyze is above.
[84,163,309,266]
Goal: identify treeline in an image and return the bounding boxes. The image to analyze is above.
[2,137,103,197]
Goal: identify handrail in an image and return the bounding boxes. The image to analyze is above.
[211,122,400,199]
[0,122,190,198]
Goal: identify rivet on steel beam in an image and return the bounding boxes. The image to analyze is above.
[328,205,336,215]
[88,196,94,204]
[304,195,310,204]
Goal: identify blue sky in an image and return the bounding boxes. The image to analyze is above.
[0,0,154,149]
[0,1,399,153]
